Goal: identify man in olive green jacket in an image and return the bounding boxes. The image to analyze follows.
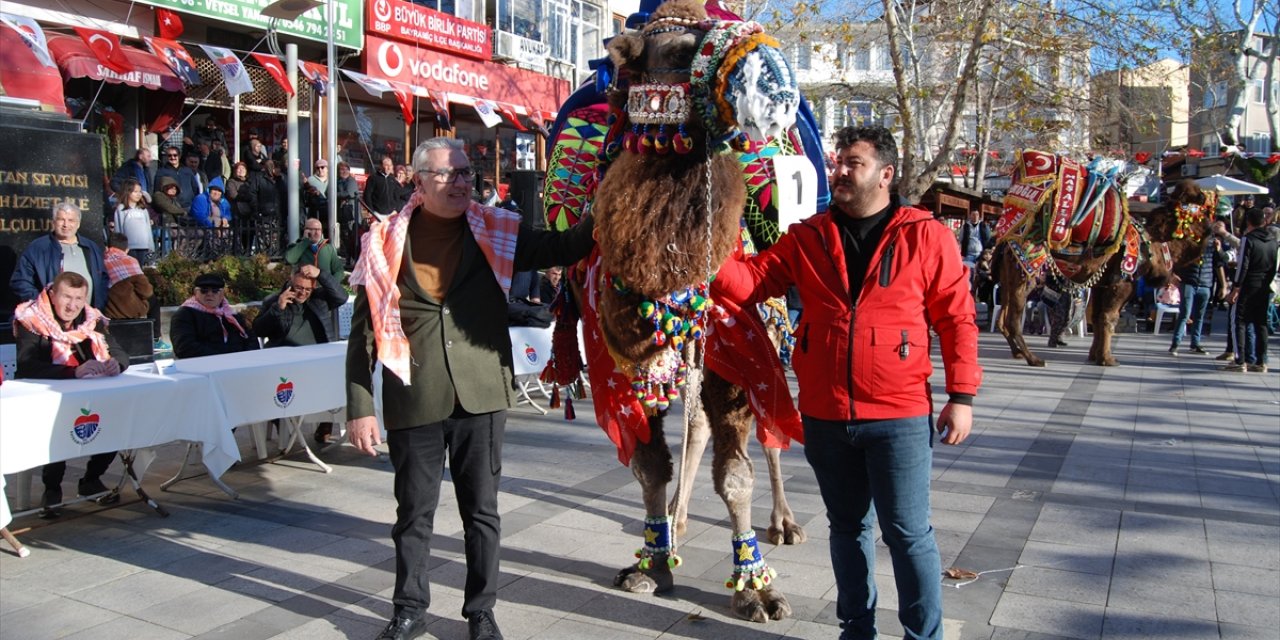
[345,137,593,640]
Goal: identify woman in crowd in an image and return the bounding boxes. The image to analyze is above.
[112,178,155,264]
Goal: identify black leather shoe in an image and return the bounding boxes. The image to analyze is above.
[376,615,428,640]
[467,610,503,640]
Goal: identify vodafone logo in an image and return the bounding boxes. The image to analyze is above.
[374,0,392,22]
[377,40,404,76]
[375,39,491,91]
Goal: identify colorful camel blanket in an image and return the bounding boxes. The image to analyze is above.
[575,247,802,466]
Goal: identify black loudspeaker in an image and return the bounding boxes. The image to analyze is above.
[507,170,545,229]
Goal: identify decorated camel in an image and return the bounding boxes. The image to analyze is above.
[538,0,824,622]
[993,151,1216,366]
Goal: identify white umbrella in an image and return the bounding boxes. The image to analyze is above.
[1193,174,1269,195]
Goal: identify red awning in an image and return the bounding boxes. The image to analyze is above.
[0,26,67,114]
[48,34,184,93]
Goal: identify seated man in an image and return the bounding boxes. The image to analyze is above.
[253,264,348,443]
[285,218,344,278]
[170,273,260,358]
[14,272,129,517]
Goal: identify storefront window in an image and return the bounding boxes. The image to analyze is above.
[498,0,603,63]
[337,102,407,175]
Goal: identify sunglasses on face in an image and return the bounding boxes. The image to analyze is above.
[197,286,223,294]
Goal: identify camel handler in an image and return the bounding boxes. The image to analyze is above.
[712,125,982,640]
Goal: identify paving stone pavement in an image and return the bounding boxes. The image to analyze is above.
[2,317,1277,639]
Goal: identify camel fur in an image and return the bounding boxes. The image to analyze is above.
[562,0,802,622]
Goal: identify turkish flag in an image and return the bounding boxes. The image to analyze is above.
[250,53,293,96]
[156,8,184,40]
[391,84,414,125]
[73,27,132,75]
[494,102,528,132]
[428,91,451,129]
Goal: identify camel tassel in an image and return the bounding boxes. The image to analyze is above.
[564,397,576,420]
[550,386,561,409]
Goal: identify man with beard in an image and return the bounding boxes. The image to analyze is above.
[712,125,980,640]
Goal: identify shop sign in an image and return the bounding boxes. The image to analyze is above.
[134,0,364,51]
[364,35,568,114]
[494,31,548,72]
[367,0,490,61]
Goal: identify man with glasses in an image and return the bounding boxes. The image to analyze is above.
[254,263,348,443]
[152,146,183,202]
[345,137,595,640]
[170,273,259,359]
[285,218,344,278]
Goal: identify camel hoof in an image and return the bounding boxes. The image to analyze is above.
[1097,358,1118,367]
[730,587,791,622]
[1026,358,1046,367]
[614,563,673,594]
[767,521,806,546]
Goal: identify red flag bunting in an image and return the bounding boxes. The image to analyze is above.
[250,53,294,96]
[494,102,528,131]
[299,61,329,96]
[73,27,133,75]
[143,37,200,85]
[391,84,414,125]
[156,8,184,40]
[428,91,451,129]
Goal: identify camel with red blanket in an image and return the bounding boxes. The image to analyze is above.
[538,0,812,622]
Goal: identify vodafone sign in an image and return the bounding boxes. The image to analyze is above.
[365,36,569,114]
[367,0,491,61]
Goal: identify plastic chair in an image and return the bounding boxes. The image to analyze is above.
[336,296,355,339]
[1152,303,1180,334]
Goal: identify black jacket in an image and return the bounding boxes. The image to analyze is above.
[170,306,260,358]
[15,316,129,379]
[253,270,348,347]
[1233,227,1279,291]
[363,171,401,217]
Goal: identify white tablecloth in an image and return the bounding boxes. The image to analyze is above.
[0,368,239,527]
[169,342,348,426]
[509,326,555,377]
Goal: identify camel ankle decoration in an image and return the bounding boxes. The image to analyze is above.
[993,152,1214,366]
[539,0,821,622]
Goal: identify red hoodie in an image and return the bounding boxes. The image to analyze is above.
[713,204,982,421]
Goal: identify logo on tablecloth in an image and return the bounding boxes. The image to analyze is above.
[274,377,294,408]
[70,408,101,445]
[523,343,538,365]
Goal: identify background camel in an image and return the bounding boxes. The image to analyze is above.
[994,162,1215,366]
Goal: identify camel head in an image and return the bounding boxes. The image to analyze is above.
[1139,179,1217,284]
[586,0,801,403]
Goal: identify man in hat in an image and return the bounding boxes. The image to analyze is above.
[170,273,259,358]
[14,271,129,517]
[305,159,330,221]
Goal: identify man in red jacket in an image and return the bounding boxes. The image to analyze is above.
[713,126,981,640]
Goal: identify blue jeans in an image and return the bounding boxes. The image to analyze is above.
[803,415,942,640]
[1170,284,1211,349]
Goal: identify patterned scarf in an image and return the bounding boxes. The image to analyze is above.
[350,192,522,385]
[13,288,111,366]
[104,247,144,287]
[180,297,248,342]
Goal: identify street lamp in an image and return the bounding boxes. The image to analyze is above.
[262,0,338,249]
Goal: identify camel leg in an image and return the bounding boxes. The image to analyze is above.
[704,372,791,623]
[1088,280,1133,366]
[762,445,806,545]
[1000,274,1045,367]
[994,248,1044,366]
[614,413,677,594]
[667,402,710,539]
